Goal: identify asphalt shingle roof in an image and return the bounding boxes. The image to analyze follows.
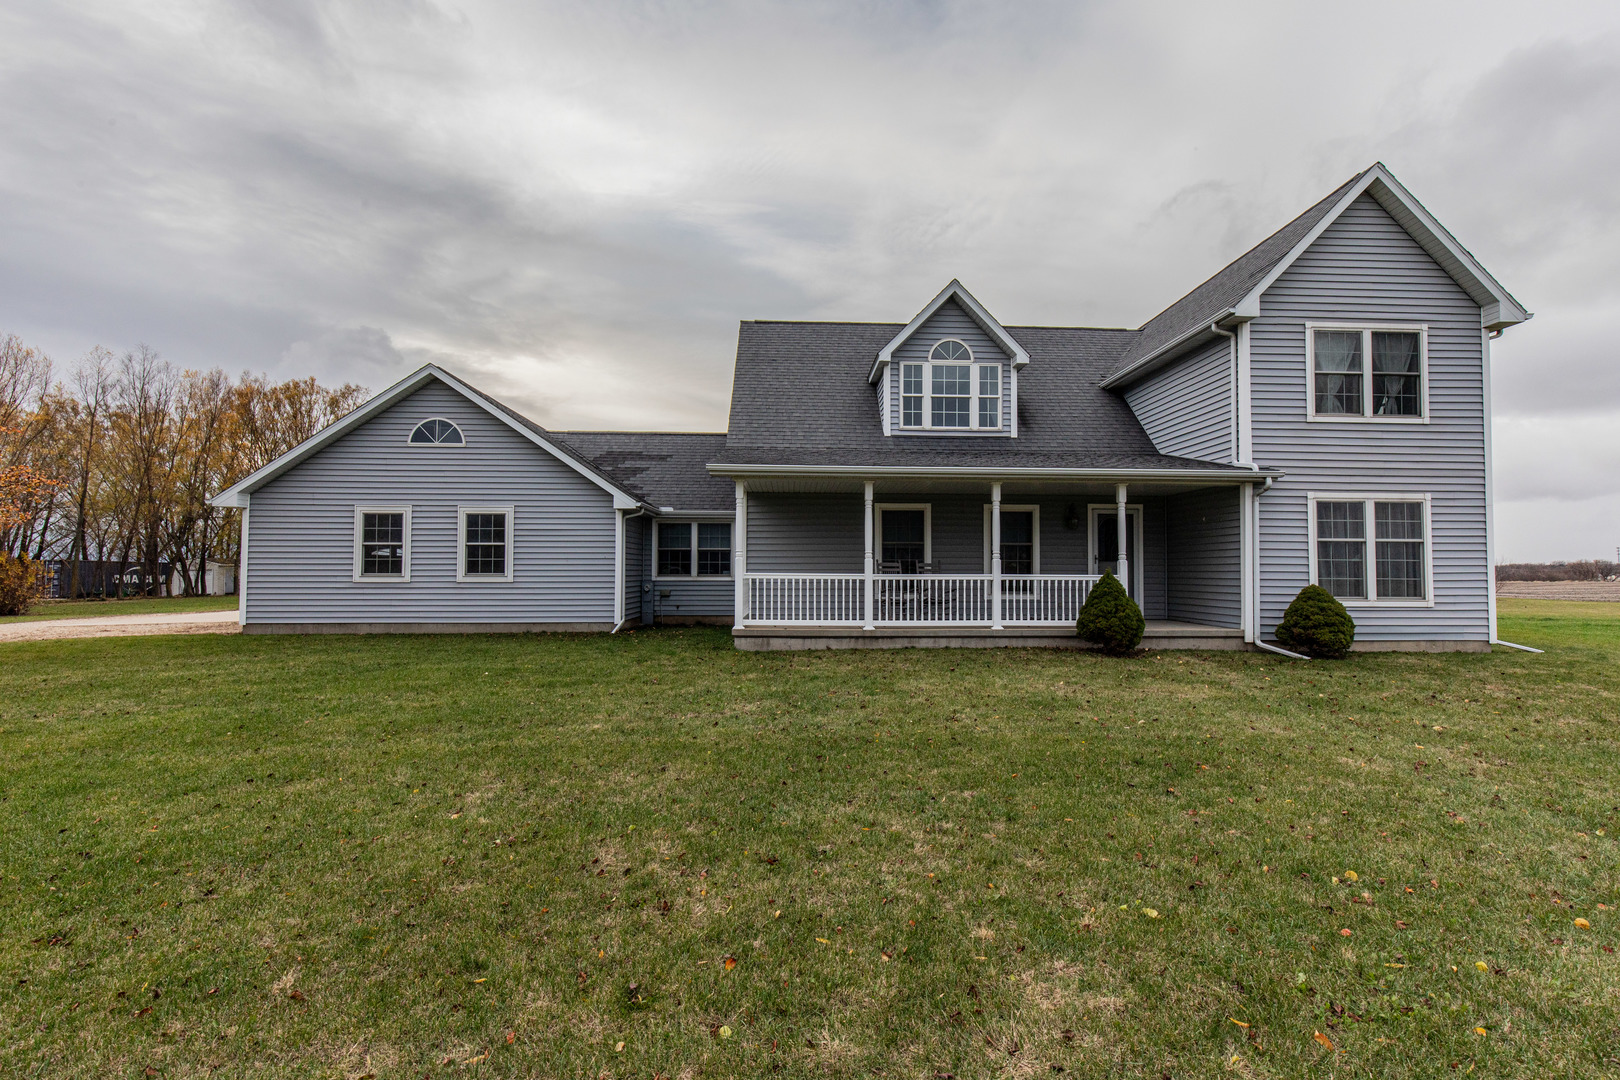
[1114,169,1367,372]
[719,321,1253,472]
[555,432,734,510]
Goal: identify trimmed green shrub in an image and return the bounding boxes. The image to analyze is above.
[1275,584,1356,659]
[1076,571,1144,656]
[0,553,39,617]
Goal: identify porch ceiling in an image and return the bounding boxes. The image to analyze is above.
[728,473,1247,497]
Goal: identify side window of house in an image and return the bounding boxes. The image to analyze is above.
[1314,497,1427,602]
[656,522,733,577]
[1311,326,1425,419]
[897,341,1002,431]
[458,506,514,581]
[354,507,410,581]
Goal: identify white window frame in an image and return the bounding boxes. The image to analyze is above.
[897,340,1003,432]
[653,519,734,580]
[980,504,1040,574]
[1305,322,1429,423]
[1306,492,1434,607]
[353,505,412,582]
[876,503,932,567]
[407,417,467,445]
[1085,503,1143,600]
[456,504,515,582]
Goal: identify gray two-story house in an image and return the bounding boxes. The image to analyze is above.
[213,163,1529,652]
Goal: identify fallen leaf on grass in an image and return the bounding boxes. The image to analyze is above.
[506,1032,515,1044]
[1340,929,1352,937]
[1143,908,1160,919]
[1474,1027,1488,1036]
[1229,1018,1249,1028]
[718,1025,732,1039]
[463,1052,488,1064]
[816,938,830,945]
[724,956,737,971]
[615,1041,625,1052]
[1575,918,1591,930]
[1313,1031,1335,1051]
[1475,962,1488,972]
[287,990,305,1001]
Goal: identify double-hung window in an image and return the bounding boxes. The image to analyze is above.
[353,506,411,581]
[656,521,732,578]
[898,339,1002,431]
[1311,495,1430,603]
[1309,324,1426,420]
[457,505,514,581]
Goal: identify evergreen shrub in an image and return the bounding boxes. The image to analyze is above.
[1076,571,1144,656]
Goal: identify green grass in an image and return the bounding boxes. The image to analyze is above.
[0,602,1615,1078]
[2,595,239,624]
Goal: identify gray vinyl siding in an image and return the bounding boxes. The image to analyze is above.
[623,513,645,625]
[1251,193,1489,642]
[743,491,1169,620]
[1166,487,1241,626]
[1123,337,1234,463]
[244,381,617,625]
[888,299,1014,435]
[647,517,736,619]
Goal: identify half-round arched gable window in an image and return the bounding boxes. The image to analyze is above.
[409,418,465,445]
[930,338,972,363]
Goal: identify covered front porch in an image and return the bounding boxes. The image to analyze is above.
[722,469,1262,649]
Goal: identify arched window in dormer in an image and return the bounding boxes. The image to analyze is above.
[930,339,972,364]
[900,339,1000,430]
[409,418,465,445]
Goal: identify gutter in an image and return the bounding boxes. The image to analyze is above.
[706,463,1281,484]
[610,507,649,634]
[1099,309,1238,391]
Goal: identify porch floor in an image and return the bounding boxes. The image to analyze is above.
[733,620,1245,652]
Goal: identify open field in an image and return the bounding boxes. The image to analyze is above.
[1495,581,1620,602]
[0,599,1615,1078]
[1,595,240,624]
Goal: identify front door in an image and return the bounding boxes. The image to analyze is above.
[881,509,926,573]
[1091,507,1140,599]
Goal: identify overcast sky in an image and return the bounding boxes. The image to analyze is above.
[3,1,1618,561]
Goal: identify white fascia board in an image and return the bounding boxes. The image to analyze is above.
[209,364,648,511]
[1236,164,1531,329]
[1097,311,1239,390]
[868,279,1031,384]
[705,462,1281,484]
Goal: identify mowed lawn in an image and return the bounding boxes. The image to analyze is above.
[1,601,1615,1079]
[0,596,240,624]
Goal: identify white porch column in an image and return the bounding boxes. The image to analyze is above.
[732,480,748,631]
[991,481,1003,630]
[1115,482,1130,598]
[863,480,875,631]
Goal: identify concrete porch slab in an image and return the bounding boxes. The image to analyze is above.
[732,621,1245,651]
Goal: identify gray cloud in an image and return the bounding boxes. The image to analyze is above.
[2,1,1619,554]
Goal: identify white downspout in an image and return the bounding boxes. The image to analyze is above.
[237,498,250,627]
[611,508,626,632]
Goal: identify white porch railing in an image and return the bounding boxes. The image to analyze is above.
[742,573,1103,627]
[747,573,866,625]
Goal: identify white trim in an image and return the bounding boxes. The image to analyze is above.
[612,509,625,631]
[211,365,643,511]
[1238,164,1529,328]
[876,503,932,566]
[1085,503,1143,600]
[1306,492,1434,607]
[1009,367,1019,439]
[1305,322,1430,423]
[652,519,734,580]
[406,417,466,446]
[1240,483,1255,642]
[981,504,1040,574]
[881,365,892,437]
[896,359,1005,433]
[862,480,875,631]
[1483,327,1499,643]
[238,501,249,626]
[352,504,413,582]
[708,463,1276,483]
[870,279,1031,384]
[456,504,516,582]
[1236,322,1254,465]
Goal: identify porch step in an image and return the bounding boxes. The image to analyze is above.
[732,621,1246,652]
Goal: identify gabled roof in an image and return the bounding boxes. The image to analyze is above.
[1101,162,1532,389]
[209,364,645,510]
[719,319,1264,477]
[868,279,1031,384]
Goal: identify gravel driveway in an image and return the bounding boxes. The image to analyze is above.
[0,609,241,643]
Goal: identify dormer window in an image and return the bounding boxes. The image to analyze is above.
[899,340,1001,431]
[409,418,465,444]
